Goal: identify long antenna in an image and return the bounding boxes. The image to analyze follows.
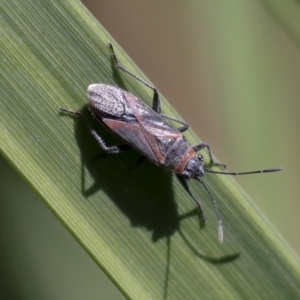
[195,177,223,244]
[198,167,283,243]
[204,167,283,176]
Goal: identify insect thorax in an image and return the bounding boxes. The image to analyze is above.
[157,137,190,169]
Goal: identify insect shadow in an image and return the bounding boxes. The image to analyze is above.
[67,105,178,240]
[60,45,241,298]
[62,105,241,248]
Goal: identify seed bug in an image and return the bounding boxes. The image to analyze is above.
[60,43,283,243]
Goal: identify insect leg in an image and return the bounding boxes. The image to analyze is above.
[60,108,120,154]
[108,43,161,114]
[161,114,189,132]
[193,142,226,169]
[176,174,206,224]
[109,43,190,130]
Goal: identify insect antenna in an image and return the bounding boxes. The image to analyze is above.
[204,167,283,176]
[195,177,223,244]
[201,166,282,243]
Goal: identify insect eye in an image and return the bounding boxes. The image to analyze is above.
[198,154,203,161]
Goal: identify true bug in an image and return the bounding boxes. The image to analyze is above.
[60,43,282,243]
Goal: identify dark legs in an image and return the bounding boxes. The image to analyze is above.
[177,174,224,244]
[176,174,206,224]
[60,108,147,170]
[161,114,189,132]
[109,43,161,113]
[109,43,189,132]
[193,142,226,169]
[59,108,121,154]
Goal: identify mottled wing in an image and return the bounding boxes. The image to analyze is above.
[94,85,182,164]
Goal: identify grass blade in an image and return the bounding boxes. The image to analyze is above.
[0,1,299,299]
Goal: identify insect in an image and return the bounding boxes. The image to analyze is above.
[60,43,282,243]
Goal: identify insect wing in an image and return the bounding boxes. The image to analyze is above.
[103,89,182,164]
[123,89,182,138]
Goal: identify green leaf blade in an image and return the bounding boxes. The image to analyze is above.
[0,1,299,299]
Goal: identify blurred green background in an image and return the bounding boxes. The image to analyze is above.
[1,1,299,299]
